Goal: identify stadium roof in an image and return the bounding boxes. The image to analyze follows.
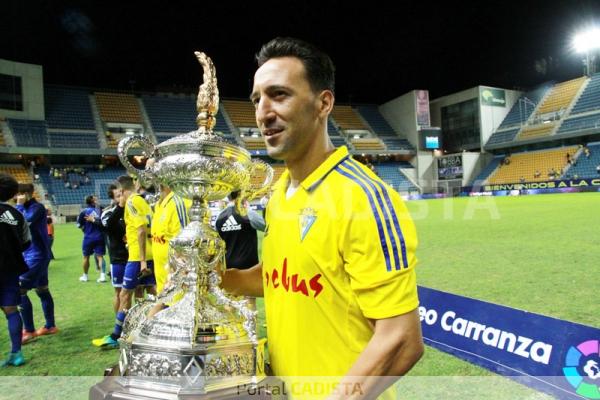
[2,0,600,104]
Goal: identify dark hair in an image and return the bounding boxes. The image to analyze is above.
[0,173,19,202]
[107,183,118,200]
[117,175,135,191]
[256,37,335,94]
[85,195,95,206]
[18,183,34,195]
[229,190,240,201]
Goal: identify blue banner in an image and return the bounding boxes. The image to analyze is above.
[418,286,600,399]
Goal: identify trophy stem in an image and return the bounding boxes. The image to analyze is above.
[189,196,209,223]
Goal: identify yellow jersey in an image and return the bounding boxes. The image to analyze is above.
[124,193,153,262]
[262,146,419,386]
[151,191,190,292]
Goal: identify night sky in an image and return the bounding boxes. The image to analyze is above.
[2,0,600,104]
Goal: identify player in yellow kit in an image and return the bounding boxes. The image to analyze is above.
[92,175,156,348]
[223,37,423,399]
[151,185,190,293]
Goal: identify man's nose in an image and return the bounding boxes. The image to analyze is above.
[255,97,275,125]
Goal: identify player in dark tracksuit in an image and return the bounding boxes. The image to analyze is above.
[0,174,31,366]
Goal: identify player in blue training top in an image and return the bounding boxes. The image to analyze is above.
[16,184,58,344]
[77,195,107,283]
[0,174,31,366]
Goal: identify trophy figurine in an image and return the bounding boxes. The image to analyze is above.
[90,51,274,399]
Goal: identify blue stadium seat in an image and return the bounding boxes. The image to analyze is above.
[38,167,125,205]
[496,85,551,130]
[471,156,504,185]
[563,143,600,179]
[142,96,233,140]
[570,73,600,115]
[485,128,520,147]
[8,119,49,147]
[48,132,99,148]
[355,105,415,151]
[373,163,418,192]
[44,85,95,130]
[557,113,600,135]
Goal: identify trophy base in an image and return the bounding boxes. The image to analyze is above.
[89,368,286,400]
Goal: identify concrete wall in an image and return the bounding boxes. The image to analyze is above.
[379,91,417,148]
[429,87,479,127]
[416,151,436,190]
[0,59,45,120]
[479,86,522,146]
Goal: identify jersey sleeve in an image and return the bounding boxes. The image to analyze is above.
[341,183,419,320]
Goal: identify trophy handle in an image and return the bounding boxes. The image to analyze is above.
[117,135,157,186]
[247,159,274,200]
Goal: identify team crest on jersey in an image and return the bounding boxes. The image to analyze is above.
[299,208,317,241]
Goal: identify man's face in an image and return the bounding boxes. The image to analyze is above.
[112,189,121,203]
[251,57,322,162]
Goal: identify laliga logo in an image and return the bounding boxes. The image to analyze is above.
[563,339,600,399]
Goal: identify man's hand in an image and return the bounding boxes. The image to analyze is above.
[140,260,147,272]
[84,214,95,222]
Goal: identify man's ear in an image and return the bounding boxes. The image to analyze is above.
[318,90,334,117]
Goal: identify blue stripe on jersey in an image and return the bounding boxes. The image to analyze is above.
[335,164,392,272]
[339,160,400,270]
[307,156,350,192]
[174,197,185,228]
[347,159,408,269]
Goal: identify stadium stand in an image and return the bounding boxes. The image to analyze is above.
[517,123,556,140]
[471,155,504,185]
[0,165,32,183]
[355,105,415,151]
[143,96,235,143]
[241,136,267,154]
[556,113,600,135]
[48,131,100,149]
[486,146,578,184]
[142,95,197,133]
[327,118,349,148]
[562,143,600,179]
[569,73,600,115]
[44,85,95,130]
[350,137,385,151]
[535,77,586,117]
[8,119,49,147]
[331,105,368,130]
[39,166,125,206]
[94,92,143,124]
[222,100,256,127]
[373,163,418,192]
[0,129,5,147]
[486,127,520,147]
[497,85,550,130]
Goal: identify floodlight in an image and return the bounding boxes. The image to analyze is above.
[573,28,600,53]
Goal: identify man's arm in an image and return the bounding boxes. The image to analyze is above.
[221,263,264,297]
[18,211,32,250]
[17,201,45,224]
[137,225,148,271]
[331,309,424,399]
[247,208,266,232]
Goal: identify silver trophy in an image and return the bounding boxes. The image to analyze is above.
[90,52,273,399]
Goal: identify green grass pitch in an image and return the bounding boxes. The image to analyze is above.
[0,192,597,398]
